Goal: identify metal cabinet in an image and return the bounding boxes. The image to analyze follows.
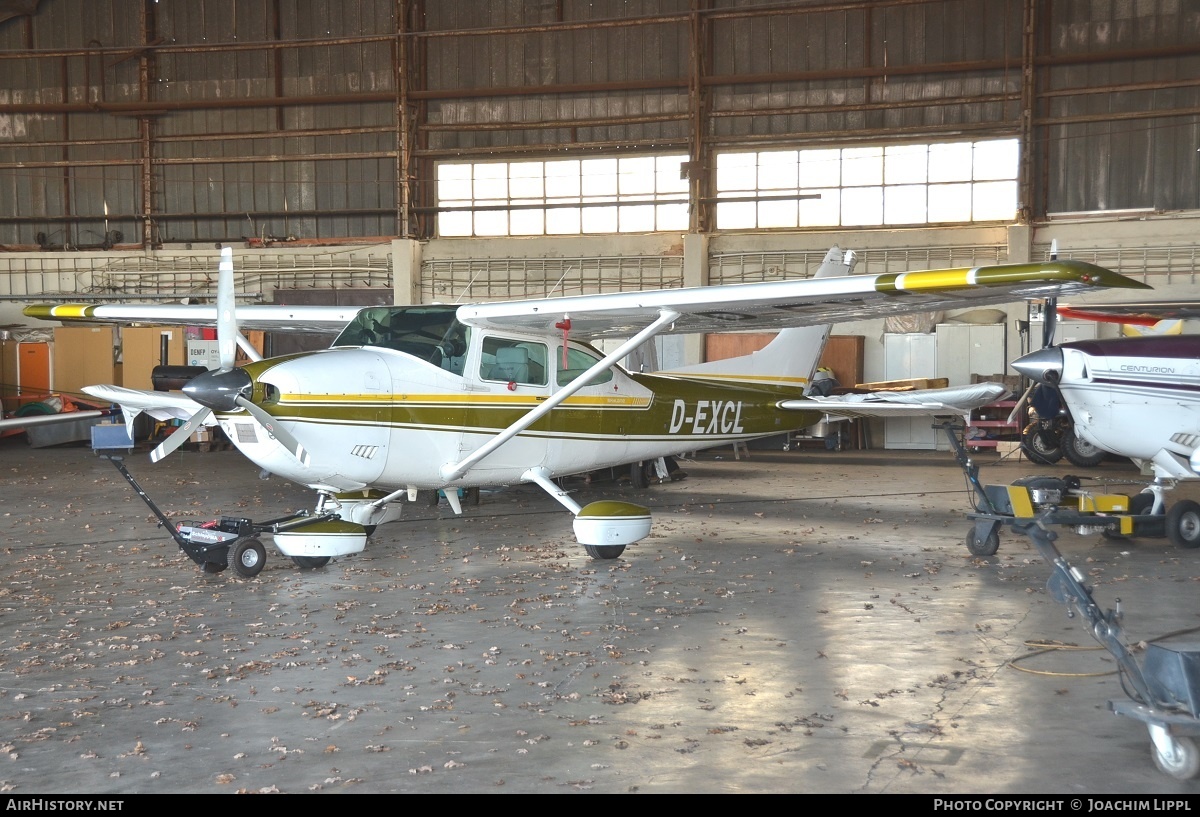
[883,323,1007,450]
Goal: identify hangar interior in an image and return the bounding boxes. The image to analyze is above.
[1,0,1199,437]
[9,1,1200,797]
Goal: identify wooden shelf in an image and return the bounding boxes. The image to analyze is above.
[965,399,1022,449]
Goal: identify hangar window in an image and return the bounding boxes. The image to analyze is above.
[436,156,689,237]
[714,138,1018,230]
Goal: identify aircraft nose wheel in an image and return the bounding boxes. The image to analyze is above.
[231,538,267,577]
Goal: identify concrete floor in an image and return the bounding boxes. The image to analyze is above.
[4,435,1200,795]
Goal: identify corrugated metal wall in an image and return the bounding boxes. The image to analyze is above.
[0,0,1197,248]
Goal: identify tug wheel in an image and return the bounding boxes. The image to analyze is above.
[966,528,1000,557]
[231,538,266,578]
[584,544,626,560]
[291,555,331,569]
[1167,500,1200,549]
[201,560,227,574]
[1152,734,1200,780]
[1102,493,1158,541]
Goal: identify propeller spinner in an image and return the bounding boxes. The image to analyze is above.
[151,248,309,466]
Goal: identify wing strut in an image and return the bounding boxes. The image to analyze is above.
[360,309,681,514]
[436,308,681,485]
[440,308,680,483]
[363,308,681,512]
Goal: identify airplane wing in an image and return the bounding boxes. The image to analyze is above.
[22,303,358,334]
[23,259,1145,341]
[789,383,1007,419]
[457,259,1148,340]
[79,384,215,426]
[0,408,115,433]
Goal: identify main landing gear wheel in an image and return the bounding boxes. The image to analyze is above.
[291,555,331,569]
[584,544,626,560]
[1166,499,1200,549]
[1062,427,1107,468]
[231,538,266,577]
[629,461,651,490]
[966,528,1000,557]
[1021,422,1063,465]
[1152,732,1200,780]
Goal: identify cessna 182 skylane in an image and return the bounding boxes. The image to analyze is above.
[25,246,1145,577]
[1012,302,1200,546]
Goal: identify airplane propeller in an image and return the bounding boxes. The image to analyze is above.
[1008,241,1060,425]
[149,247,309,466]
[1041,240,1060,349]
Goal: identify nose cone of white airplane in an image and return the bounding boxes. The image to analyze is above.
[1011,346,1064,385]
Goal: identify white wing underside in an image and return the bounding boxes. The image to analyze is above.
[81,384,215,425]
[786,383,1007,419]
[29,258,1143,343]
[456,265,1134,341]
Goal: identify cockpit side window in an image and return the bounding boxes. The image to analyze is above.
[480,337,548,386]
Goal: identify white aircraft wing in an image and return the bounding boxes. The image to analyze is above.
[789,383,1007,419]
[80,384,215,426]
[457,259,1148,340]
[0,408,114,433]
[22,303,358,334]
[23,259,1146,342]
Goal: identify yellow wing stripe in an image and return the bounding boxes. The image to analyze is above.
[893,268,974,290]
[24,305,100,319]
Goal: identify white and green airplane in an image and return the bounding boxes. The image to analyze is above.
[25,246,1147,576]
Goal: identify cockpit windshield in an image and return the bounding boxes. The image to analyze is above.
[332,305,470,372]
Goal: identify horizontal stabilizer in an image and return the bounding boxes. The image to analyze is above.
[783,382,1007,419]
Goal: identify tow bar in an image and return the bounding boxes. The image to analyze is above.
[1015,512,1200,780]
[91,425,337,577]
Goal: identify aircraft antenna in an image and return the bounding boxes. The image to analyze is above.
[452,267,486,304]
[545,264,575,298]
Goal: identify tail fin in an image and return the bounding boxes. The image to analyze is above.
[659,246,857,389]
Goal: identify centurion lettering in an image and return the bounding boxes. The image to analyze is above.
[668,399,745,435]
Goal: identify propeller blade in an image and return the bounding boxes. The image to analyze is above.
[1006,382,1036,425]
[150,408,212,463]
[217,246,237,370]
[234,395,310,466]
[1042,296,1058,348]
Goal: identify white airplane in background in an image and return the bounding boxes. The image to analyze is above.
[24,246,1145,577]
[1012,303,1200,547]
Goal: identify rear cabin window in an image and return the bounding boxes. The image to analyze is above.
[556,345,614,387]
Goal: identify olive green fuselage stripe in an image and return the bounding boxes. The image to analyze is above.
[240,358,819,438]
